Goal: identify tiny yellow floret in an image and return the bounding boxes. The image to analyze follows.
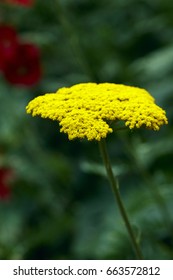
[26,83,168,141]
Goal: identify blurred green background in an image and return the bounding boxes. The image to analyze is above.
[0,0,173,260]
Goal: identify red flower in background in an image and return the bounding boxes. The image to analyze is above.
[5,0,34,6]
[0,168,13,200]
[0,24,41,86]
[0,25,18,71]
[3,43,41,86]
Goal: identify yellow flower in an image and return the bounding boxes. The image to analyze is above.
[26,83,168,141]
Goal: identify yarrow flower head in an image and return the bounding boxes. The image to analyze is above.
[26,83,168,141]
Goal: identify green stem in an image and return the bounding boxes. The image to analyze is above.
[99,139,144,260]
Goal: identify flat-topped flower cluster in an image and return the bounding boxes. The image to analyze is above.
[26,83,168,141]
